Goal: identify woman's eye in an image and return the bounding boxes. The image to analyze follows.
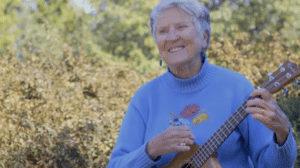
[159,30,167,33]
[179,25,187,29]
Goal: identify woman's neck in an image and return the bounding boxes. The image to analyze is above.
[168,55,203,79]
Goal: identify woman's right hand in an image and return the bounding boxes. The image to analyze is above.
[146,126,195,160]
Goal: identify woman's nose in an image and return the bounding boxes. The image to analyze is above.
[166,30,179,41]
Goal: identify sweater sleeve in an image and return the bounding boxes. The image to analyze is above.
[241,111,297,168]
[107,98,159,168]
[235,74,297,168]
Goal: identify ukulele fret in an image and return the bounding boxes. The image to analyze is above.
[232,113,239,123]
[212,135,220,146]
[228,119,235,128]
[191,97,253,167]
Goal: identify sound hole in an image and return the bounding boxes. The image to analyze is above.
[182,163,192,168]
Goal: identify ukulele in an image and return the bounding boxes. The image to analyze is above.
[160,60,300,168]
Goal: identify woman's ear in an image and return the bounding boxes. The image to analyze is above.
[203,31,209,41]
[201,30,209,49]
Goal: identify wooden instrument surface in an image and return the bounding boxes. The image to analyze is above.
[159,143,221,168]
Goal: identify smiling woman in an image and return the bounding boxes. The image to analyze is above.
[155,6,208,79]
[107,0,297,167]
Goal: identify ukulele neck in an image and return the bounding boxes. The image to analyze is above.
[190,96,256,167]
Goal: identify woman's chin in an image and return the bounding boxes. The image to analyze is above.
[167,59,194,68]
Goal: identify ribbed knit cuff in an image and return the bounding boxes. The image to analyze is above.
[273,123,293,149]
[269,122,297,167]
[134,142,160,168]
[272,122,297,164]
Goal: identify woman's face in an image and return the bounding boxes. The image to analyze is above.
[155,6,207,69]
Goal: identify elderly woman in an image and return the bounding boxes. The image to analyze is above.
[107,0,297,167]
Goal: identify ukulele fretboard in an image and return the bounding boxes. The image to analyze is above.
[190,96,257,167]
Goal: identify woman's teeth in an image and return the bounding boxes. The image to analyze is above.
[169,46,184,53]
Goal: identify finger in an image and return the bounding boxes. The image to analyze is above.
[245,107,268,116]
[168,125,187,132]
[249,88,272,101]
[250,112,270,126]
[177,145,191,152]
[248,109,274,128]
[167,127,194,140]
[172,139,193,152]
[182,137,194,145]
[250,113,263,120]
[246,98,276,114]
[174,126,194,136]
[185,138,194,145]
[246,98,269,109]
[245,106,260,114]
[173,134,194,144]
[176,126,192,132]
[180,131,195,140]
[171,131,194,140]
[178,139,187,146]
[168,126,188,133]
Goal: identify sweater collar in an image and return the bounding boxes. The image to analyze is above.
[163,52,214,93]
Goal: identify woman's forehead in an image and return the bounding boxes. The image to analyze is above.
[156,7,193,27]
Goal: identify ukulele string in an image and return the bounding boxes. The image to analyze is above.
[189,71,290,166]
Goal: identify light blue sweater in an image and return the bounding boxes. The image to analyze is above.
[107,54,297,168]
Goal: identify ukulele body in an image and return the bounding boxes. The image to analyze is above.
[159,143,222,168]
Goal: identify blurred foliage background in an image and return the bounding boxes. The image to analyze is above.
[0,0,299,167]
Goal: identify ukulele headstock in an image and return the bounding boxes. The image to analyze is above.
[260,61,300,94]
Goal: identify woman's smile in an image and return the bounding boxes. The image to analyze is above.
[169,46,185,53]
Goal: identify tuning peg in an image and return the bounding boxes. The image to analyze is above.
[279,63,283,67]
[267,73,273,77]
[282,88,289,96]
[295,79,300,85]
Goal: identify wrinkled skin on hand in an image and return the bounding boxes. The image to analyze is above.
[245,88,290,145]
[146,126,195,160]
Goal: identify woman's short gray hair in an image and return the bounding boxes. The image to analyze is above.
[150,0,211,52]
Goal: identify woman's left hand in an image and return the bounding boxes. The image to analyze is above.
[245,88,290,145]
